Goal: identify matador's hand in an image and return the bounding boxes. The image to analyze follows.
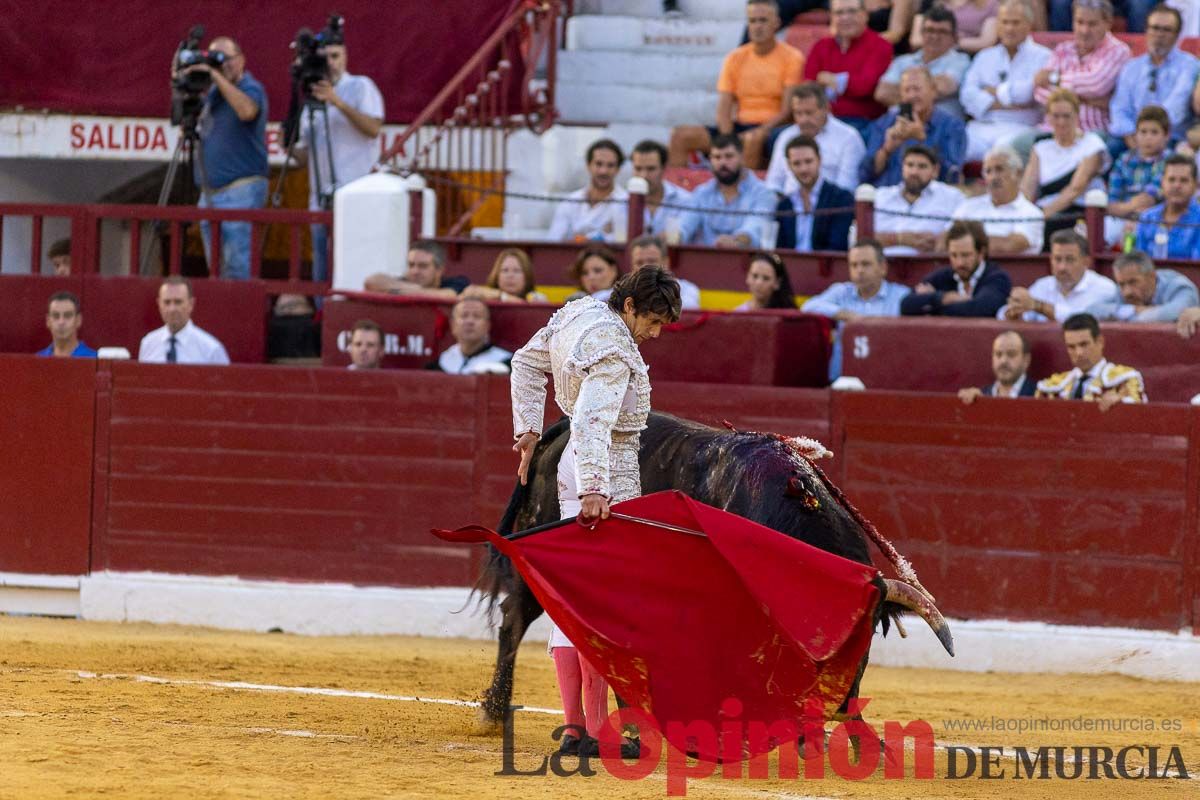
[579,494,611,525]
[513,433,539,485]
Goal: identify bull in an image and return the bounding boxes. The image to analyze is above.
[473,411,953,729]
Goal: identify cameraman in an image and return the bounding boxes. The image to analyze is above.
[293,25,384,283]
[185,36,269,280]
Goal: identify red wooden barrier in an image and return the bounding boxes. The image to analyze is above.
[834,392,1199,631]
[321,296,833,387]
[841,318,1200,403]
[0,356,95,575]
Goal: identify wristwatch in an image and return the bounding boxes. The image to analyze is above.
[1049,70,1060,86]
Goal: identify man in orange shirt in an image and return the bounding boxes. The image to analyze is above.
[669,0,804,170]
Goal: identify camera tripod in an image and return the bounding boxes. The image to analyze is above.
[273,98,338,211]
[139,112,211,275]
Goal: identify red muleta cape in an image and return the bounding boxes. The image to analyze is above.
[433,490,881,760]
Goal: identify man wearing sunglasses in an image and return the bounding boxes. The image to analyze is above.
[874,5,971,120]
[1108,3,1198,158]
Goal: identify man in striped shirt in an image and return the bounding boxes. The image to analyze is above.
[1033,0,1131,134]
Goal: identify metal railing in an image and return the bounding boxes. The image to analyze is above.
[0,202,332,294]
[378,0,564,236]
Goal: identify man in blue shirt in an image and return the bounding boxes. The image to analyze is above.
[801,238,910,379]
[677,134,778,248]
[37,292,97,358]
[187,36,269,280]
[1111,250,1200,322]
[1135,154,1200,260]
[1107,5,1198,154]
[860,66,965,187]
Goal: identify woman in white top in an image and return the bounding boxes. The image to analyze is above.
[462,248,550,303]
[733,252,798,312]
[1020,88,1109,249]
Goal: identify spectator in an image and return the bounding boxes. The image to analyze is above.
[463,249,549,303]
[1106,106,1171,245]
[37,292,97,358]
[1036,312,1147,409]
[1020,88,1109,246]
[1134,154,1200,259]
[912,0,1000,55]
[47,238,71,276]
[1111,250,1200,322]
[364,240,469,299]
[434,298,513,374]
[735,251,799,310]
[960,0,1053,162]
[138,277,230,365]
[668,0,804,169]
[630,140,692,241]
[1033,0,1132,136]
[861,66,966,186]
[865,0,918,50]
[186,36,269,280]
[567,244,622,300]
[625,235,701,309]
[958,330,1037,403]
[1050,0,1155,34]
[804,0,895,136]
[346,319,384,370]
[901,219,1013,316]
[951,145,1043,255]
[765,83,865,195]
[1108,4,1197,156]
[875,5,972,119]
[774,135,855,251]
[548,139,628,243]
[998,229,1121,321]
[873,145,965,255]
[677,134,778,248]
[801,237,909,378]
[293,23,384,284]
[1178,306,1200,337]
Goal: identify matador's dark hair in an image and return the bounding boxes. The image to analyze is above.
[607,264,683,322]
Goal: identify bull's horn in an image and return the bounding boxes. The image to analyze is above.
[884,579,955,657]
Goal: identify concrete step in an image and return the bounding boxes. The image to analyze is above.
[566,14,742,54]
[558,49,724,90]
[573,0,748,20]
[558,81,715,125]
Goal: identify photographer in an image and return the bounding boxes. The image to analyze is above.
[185,36,269,280]
[292,21,384,283]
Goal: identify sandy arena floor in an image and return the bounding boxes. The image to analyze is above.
[0,615,1196,799]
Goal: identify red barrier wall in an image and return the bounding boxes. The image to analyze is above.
[321,297,833,387]
[0,275,270,364]
[3,360,1198,632]
[842,318,1200,403]
[0,356,95,575]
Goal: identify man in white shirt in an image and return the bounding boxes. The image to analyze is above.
[960,0,1052,161]
[138,277,231,365]
[873,145,965,256]
[293,22,385,282]
[630,140,691,241]
[950,145,1044,255]
[764,83,865,195]
[548,139,629,243]
[998,229,1121,321]
[435,298,512,374]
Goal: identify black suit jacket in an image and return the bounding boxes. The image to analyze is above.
[899,261,1013,317]
[774,181,855,252]
[981,377,1037,397]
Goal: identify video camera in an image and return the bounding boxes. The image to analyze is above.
[171,25,226,128]
[290,14,344,99]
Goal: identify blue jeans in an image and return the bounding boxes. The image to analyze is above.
[199,176,268,280]
[1050,0,1153,32]
[311,222,329,283]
